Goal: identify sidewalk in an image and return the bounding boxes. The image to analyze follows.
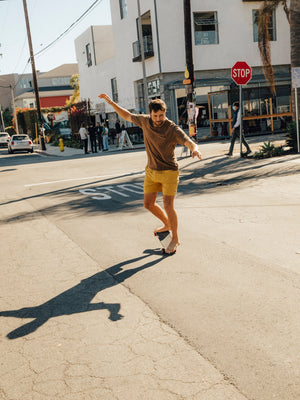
[34,133,287,158]
[34,142,145,157]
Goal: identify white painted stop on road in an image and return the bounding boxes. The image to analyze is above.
[231,61,252,85]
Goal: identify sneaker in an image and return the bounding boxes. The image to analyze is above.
[225,152,233,156]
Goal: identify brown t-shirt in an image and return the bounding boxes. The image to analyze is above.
[131,114,189,170]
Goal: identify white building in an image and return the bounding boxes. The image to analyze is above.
[75,0,291,137]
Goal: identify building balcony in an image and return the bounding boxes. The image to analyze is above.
[132,36,154,62]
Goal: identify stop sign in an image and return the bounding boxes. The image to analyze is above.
[232,61,252,85]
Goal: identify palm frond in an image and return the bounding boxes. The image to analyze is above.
[258,0,290,95]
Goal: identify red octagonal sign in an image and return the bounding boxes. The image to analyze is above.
[232,61,252,85]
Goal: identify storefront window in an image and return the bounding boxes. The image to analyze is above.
[209,84,291,137]
[210,91,228,119]
[147,79,160,97]
[275,85,290,113]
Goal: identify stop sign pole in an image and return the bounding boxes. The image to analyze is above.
[231,61,252,157]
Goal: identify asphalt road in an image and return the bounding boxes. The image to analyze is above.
[1,140,300,400]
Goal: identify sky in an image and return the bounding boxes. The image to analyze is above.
[0,0,112,76]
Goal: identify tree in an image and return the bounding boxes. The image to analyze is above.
[65,74,80,106]
[3,108,12,127]
[258,0,300,119]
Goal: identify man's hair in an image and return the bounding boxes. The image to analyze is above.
[149,98,167,113]
[233,101,239,108]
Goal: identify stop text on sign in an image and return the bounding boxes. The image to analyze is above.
[231,61,252,85]
[232,69,251,78]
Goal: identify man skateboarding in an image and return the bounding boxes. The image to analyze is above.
[98,94,202,253]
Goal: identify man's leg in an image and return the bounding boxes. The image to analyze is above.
[99,136,103,151]
[242,134,252,153]
[163,195,180,253]
[227,128,238,155]
[144,192,170,232]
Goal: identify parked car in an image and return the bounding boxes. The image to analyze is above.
[0,132,11,147]
[8,134,33,154]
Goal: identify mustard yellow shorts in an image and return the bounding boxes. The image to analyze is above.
[144,167,179,196]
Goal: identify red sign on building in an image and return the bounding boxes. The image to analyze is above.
[231,61,252,85]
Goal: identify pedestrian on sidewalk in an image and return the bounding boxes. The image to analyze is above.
[102,123,109,151]
[96,122,103,151]
[88,123,97,153]
[115,119,122,147]
[79,123,88,154]
[99,93,202,254]
[226,102,252,156]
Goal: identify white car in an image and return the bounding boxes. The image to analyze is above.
[0,132,11,147]
[8,134,34,154]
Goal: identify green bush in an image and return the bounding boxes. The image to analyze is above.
[50,133,82,149]
[5,126,16,135]
[253,141,284,159]
[64,138,82,149]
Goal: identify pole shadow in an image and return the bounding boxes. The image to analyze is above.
[0,250,163,340]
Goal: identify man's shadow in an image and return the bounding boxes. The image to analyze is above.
[0,250,163,340]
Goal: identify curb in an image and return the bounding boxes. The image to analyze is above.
[34,146,146,157]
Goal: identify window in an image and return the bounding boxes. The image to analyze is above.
[194,12,219,45]
[52,77,70,86]
[253,9,276,42]
[119,0,127,19]
[86,43,92,67]
[132,10,154,61]
[19,79,32,89]
[147,79,160,97]
[111,78,118,102]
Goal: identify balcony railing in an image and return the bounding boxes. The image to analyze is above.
[132,36,154,62]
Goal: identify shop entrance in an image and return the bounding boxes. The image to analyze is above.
[208,85,292,137]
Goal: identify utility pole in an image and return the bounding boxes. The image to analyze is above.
[10,85,19,134]
[137,0,149,113]
[22,0,46,150]
[183,0,197,140]
[0,82,19,133]
[0,107,4,132]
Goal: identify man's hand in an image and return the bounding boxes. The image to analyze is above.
[98,93,113,105]
[184,139,202,160]
[191,149,202,160]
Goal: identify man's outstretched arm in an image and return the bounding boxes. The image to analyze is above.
[98,93,133,123]
[184,138,202,159]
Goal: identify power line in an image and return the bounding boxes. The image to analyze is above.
[34,0,103,58]
[4,0,103,89]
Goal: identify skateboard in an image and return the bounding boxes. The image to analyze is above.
[154,231,176,255]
